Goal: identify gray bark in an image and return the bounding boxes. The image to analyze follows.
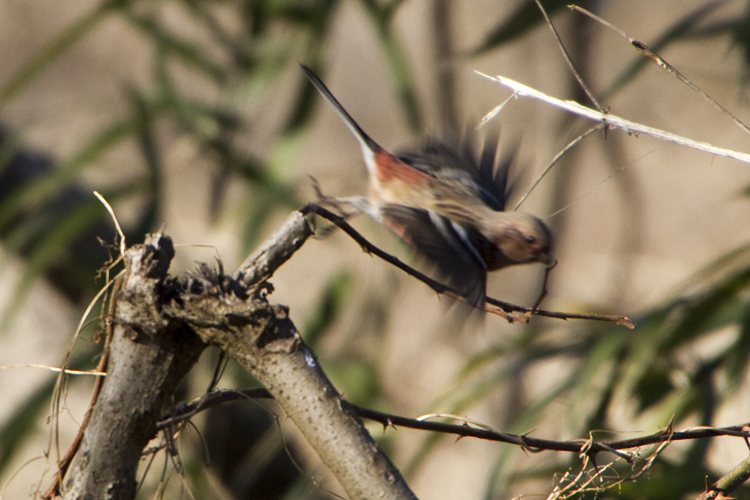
[163,288,417,500]
[61,212,418,500]
[63,233,206,500]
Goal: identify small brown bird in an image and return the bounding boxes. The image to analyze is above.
[302,64,554,307]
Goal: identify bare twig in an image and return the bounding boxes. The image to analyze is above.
[42,192,130,499]
[534,0,602,111]
[157,387,750,457]
[697,453,750,499]
[475,92,518,130]
[570,4,750,137]
[513,125,603,211]
[530,260,555,312]
[43,268,123,499]
[157,388,272,429]
[41,274,120,500]
[301,204,633,327]
[0,365,106,376]
[477,72,750,166]
[94,191,126,256]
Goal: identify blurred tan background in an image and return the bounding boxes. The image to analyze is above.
[2,0,750,499]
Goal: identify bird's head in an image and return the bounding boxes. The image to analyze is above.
[485,212,554,269]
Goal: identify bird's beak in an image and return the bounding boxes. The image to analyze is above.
[542,252,556,268]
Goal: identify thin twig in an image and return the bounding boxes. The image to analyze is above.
[530,260,555,312]
[43,271,121,499]
[157,387,750,456]
[42,192,127,499]
[546,147,657,218]
[300,204,633,327]
[0,365,106,376]
[41,274,121,500]
[513,125,603,211]
[570,4,750,137]
[94,191,126,256]
[475,91,518,130]
[534,0,602,111]
[697,453,750,499]
[477,72,750,166]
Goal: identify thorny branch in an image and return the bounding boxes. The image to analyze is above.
[157,387,750,498]
[698,454,750,500]
[38,200,746,499]
[570,4,750,137]
[29,3,750,496]
[299,204,633,327]
[158,387,750,459]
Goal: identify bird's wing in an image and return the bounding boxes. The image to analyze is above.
[379,203,489,307]
[396,135,515,211]
[473,135,517,211]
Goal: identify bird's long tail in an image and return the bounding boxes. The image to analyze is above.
[301,64,382,173]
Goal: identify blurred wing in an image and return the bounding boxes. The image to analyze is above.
[472,135,517,211]
[396,135,515,210]
[380,204,488,307]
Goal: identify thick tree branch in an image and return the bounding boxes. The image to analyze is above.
[234,209,315,288]
[57,201,629,499]
[161,270,417,500]
[59,221,417,500]
[62,234,206,500]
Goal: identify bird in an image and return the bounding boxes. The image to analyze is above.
[301,63,554,308]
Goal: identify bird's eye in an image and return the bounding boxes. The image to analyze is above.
[524,235,536,244]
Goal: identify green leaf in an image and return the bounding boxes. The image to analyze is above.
[0,1,119,108]
[0,120,135,234]
[468,0,569,57]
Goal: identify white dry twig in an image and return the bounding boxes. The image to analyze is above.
[0,364,106,376]
[570,4,750,137]
[94,191,126,256]
[476,72,750,166]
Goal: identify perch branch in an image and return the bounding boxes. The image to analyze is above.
[300,204,633,327]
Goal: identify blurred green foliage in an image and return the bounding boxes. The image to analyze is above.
[2,1,750,499]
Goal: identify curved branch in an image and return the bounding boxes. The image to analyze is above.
[300,204,633,327]
[159,387,750,457]
[163,282,417,500]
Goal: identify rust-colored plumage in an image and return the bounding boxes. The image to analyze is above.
[302,64,553,307]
